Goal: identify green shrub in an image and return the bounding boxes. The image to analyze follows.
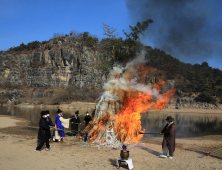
[195,91,216,103]
[95,61,113,75]
[11,41,41,51]
[175,85,190,93]
[83,32,98,47]
[41,40,49,45]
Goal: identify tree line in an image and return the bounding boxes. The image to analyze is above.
[2,20,222,104]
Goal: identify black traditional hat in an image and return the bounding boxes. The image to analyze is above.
[57,109,63,113]
[41,111,47,116]
[166,116,174,122]
[75,110,79,114]
[86,111,88,113]
[46,110,50,114]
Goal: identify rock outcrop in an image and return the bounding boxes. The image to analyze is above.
[0,37,106,103]
[1,36,220,109]
[175,97,222,109]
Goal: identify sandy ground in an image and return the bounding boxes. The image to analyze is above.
[0,115,21,128]
[0,116,222,170]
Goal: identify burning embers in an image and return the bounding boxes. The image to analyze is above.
[86,53,176,146]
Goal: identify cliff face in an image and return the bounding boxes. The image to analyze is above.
[1,41,105,88]
[1,38,221,109]
[0,37,106,103]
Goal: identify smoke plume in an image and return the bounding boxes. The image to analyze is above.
[102,50,161,102]
[125,0,222,69]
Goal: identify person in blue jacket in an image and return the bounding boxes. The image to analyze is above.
[53,109,70,142]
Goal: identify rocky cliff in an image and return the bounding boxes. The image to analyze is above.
[0,37,107,104]
[1,36,221,109]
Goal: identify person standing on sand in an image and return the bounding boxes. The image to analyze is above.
[84,111,92,126]
[70,110,81,137]
[160,116,176,159]
[45,110,53,141]
[35,111,52,152]
[53,109,71,142]
[37,110,53,147]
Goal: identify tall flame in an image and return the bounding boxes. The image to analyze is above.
[88,113,111,142]
[114,83,175,144]
[86,52,176,144]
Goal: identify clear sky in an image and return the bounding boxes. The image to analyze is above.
[1,0,222,70]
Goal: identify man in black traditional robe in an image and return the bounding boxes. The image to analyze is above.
[84,111,92,126]
[35,111,52,152]
[45,110,54,140]
[70,110,81,137]
[37,110,53,143]
[160,116,176,159]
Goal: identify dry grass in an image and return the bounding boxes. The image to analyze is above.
[2,86,101,105]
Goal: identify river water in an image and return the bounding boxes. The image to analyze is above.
[1,106,222,138]
[0,106,88,130]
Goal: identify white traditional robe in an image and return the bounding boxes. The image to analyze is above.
[54,116,70,140]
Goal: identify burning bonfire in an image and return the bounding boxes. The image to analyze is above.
[84,52,175,147]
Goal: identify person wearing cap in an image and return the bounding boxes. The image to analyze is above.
[37,110,54,142]
[70,110,81,137]
[84,111,92,126]
[35,111,52,152]
[159,116,176,159]
[53,109,71,142]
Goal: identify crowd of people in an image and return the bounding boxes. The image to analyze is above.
[35,110,176,159]
[35,109,92,152]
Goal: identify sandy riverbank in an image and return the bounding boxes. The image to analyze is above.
[0,115,22,128]
[0,116,222,170]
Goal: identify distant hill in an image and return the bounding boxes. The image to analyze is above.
[146,48,222,104]
[0,32,222,105]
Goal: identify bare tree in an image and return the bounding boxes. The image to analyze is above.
[102,23,119,39]
[69,30,83,39]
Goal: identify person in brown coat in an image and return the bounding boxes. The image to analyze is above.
[160,116,176,159]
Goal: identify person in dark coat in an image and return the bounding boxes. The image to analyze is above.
[160,116,176,159]
[70,110,81,137]
[35,111,53,152]
[84,111,92,126]
[45,110,54,140]
[37,110,54,141]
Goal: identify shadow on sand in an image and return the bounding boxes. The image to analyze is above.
[108,159,129,169]
[185,149,222,160]
[137,145,161,156]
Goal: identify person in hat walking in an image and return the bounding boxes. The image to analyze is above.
[35,111,52,152]
[160,116,176,159]
[70,110,81,137]
[84,111,92,126]
[37,110,54,147]
[53,109,71,142]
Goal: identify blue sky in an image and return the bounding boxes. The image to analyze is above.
[0,0,128,49]
[1,0,222,70]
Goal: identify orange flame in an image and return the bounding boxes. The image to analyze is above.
[153,83,161,92]
[88,113,111,142]
[114,85,175,144]
[137,64,155,83]
[158,79,166,86]
[87,64,176,144]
